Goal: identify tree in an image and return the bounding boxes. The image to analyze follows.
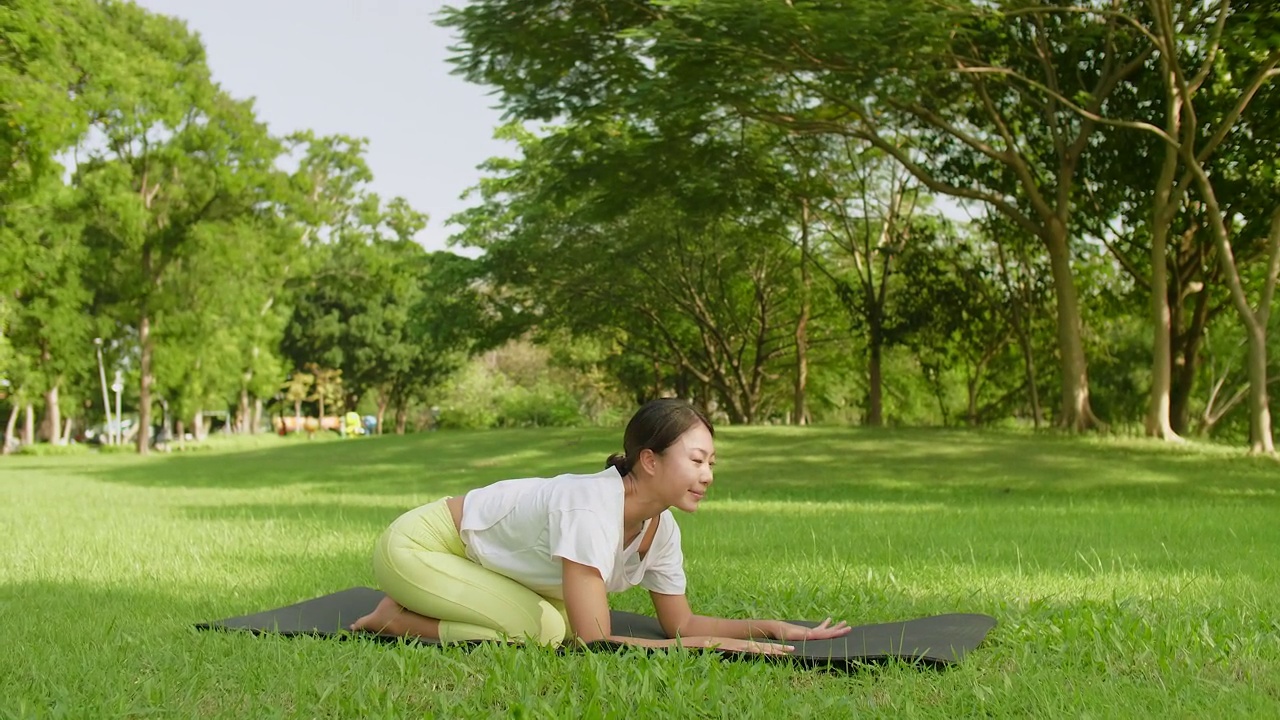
[799,138,932,426]
[378,250,482,435]
[75,2,285,454]
[282,197,437,414]
[0,0,97,211]
[440,0,1154,431]
[3,180,93,444]
[281,370,314,433]
[2,0,103,444]
[1032,0,1280,452]
[306,364,343,424]
[453,122,806,423]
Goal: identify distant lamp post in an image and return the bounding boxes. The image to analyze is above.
[94,338,113,446]
[111,371,123,447]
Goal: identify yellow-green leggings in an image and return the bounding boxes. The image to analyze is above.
[372,498,570,645]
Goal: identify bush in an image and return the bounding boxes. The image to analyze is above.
[498,383,584,428]
[433,340,626,430]
[14,442,91,457]
[434,362,504,430]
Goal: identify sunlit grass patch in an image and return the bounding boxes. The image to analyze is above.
[2,427,1278,717]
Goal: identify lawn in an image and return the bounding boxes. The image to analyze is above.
[2,427,1279,718]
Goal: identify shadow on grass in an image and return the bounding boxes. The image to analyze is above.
[170,480,1280,591]
[176,502,410,533]
[85,428,606,494]
[82,427,1280,510]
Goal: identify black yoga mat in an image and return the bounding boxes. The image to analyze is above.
[196,587,996,670]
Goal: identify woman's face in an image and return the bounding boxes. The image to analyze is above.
[648,423,716,513]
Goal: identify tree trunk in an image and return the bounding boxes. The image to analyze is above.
[137,311,153,455]
[794,200,811,426]
[1192,162,1277,453]
[995,241,1042,428]
[674,372,691,403]
[61,417,73,444]
[1044,221,1100,431]
[175,419,186,451]
[252,396,263,435]
[1245,323,1274,454]
[1024,347,1043,428]
[237,388,249,434]
[1146,89,1183,441]
[1169,355,1195,436]
[22,403,35,445]
[1169,275,1210,434]
[2,404,18,454]
[966,377,980,427]
[294,400,303,434]
[867,321,884,427]
[1240,211,1280,454]
[1147,223,1179,440]
[376,392,389,435]
[394,402,408,435]
[193,409,206,441]
[44,383,63,444]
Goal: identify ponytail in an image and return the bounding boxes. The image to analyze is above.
[605,452,631,476]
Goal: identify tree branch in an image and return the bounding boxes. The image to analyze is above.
[950,66,1177,145]
[761,112,1044,239]
[1187,0,1230,93]
[999,5,1161,47]
[1191,50,1280,163]
[956,62,1049,219]
[1256,210,1280,329]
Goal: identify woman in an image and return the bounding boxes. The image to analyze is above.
[351,398,852,654]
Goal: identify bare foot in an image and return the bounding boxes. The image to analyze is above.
[349,596,443,640]
[350,596,406,635]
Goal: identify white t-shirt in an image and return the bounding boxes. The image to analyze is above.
[458,466,687,600]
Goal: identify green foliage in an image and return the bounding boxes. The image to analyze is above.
[498,382,584,428]
[434,362,503,430]
[434,340,627,430]
[2,179,93,401]
[454,119,811,423]
[0,0,97,205]
[306,365,344,417]
[8,0,1280,455]
[12,440,89,456]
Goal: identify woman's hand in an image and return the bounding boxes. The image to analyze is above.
[771,618,852,641]
[693,637,795,655]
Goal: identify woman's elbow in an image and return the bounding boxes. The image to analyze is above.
[660,618,693,639]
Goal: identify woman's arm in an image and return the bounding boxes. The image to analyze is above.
[650,592,851,642]
[561,559,793,654]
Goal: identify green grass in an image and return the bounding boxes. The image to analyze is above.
[2,427,1279,718]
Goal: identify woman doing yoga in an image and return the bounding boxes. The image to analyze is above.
[351,398,852,654]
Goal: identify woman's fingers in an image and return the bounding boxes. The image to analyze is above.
[709,638,794,655]
[752,641,794,655]
[772,618,856,641]
[803,620,852,639]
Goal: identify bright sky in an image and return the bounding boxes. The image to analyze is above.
[131,0,509,253]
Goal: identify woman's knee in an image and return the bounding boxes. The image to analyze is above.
[530,600,567,645]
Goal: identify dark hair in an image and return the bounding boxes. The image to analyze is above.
[605,398,714,476]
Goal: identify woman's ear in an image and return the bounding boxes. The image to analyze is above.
[637,448,659,475]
